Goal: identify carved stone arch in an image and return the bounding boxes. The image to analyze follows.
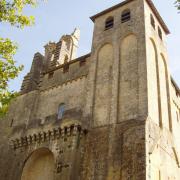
[96,42,113,54]
[148,38,162,126]
[21,148,55,180]
[118,34,138,121]
[61,34,73,43]
[172,147,180,168]
[105,16,114,22]
[159,53,172,130]
[93,41,113,65]
[149,38,158,58]
[93,43,113,127]
[61,35,73,51]
[119,32,138,46]
[160,53,168,71]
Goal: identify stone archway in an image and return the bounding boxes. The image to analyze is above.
[21,148,54,180]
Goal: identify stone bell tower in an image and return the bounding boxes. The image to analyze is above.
[57,28,80,65]
[0,0,180,180]
[44,28,80,70]
[82,0,180,179]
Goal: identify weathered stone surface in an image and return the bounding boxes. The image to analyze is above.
[0,0,180,180]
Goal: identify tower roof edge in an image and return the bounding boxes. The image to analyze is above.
[90,0,170,35]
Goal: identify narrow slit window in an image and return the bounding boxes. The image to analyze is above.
[121,9,131,23]
[158,27,162,40]
[58,103,65,120]
[105,17,114,30]
[150,14,155,29]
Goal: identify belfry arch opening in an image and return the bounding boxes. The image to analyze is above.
[21,148,54,180]
[121,9,131,23]
[105,16,114,30]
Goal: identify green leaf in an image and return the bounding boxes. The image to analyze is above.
[0,0,45,118]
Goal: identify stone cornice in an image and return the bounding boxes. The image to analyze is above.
[10,125,87,150]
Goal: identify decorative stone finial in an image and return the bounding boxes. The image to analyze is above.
[72,28,80,41]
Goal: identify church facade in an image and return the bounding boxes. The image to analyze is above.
[0,0,180,179]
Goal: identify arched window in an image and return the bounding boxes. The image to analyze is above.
[158,26,162,40]
[121,9,131,23]
[58,103,65,119]
[150,14,155,29]
[105,17,114,30]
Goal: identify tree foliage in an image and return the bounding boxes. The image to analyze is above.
[0,0,39,117]
[175,0,180,11]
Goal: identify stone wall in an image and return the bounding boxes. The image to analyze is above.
[81,121,145,180]
[144,0,180,179]
[0,0,180,180]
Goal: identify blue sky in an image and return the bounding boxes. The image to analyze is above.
[1,0,180,91]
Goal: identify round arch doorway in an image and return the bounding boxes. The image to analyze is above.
[21,148,54,180]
